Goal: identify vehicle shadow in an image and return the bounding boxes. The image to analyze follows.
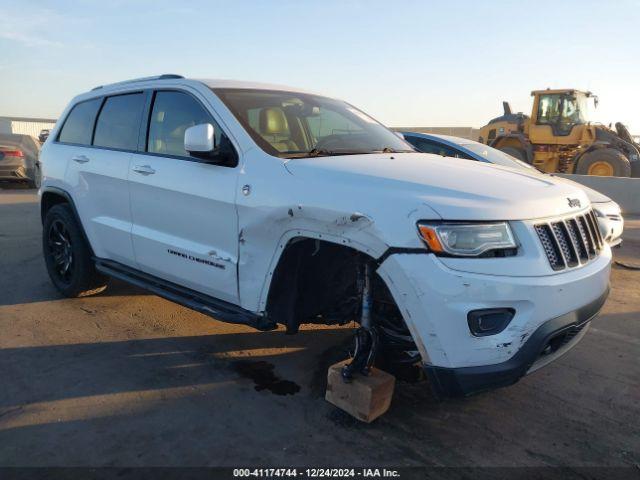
[0,328,355,408]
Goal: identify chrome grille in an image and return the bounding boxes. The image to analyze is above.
[535,210,604,271]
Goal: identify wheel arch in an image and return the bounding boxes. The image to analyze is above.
[40,187,95,256]
[257,229,384,315]
[490,134,534,162]
[260,232,420,354]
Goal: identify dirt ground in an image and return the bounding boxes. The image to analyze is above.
[0,187,638,468]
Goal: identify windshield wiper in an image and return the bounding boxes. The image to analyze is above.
[286,148,371,158]
[306,148,332,157]
[285,147,410,159]
[375,147,416,154]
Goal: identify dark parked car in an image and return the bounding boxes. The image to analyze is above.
[0,133,41,188]
[38,129,51,143]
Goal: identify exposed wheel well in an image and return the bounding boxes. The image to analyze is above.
[265,237,418,357]
[266,237,421,368]
[41,191,70,223]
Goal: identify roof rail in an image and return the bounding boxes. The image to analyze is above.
[91,74,184,91]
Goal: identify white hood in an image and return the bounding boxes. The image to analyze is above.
[547,175,612,204]
[285,153,591,221]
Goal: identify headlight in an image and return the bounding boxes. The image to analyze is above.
[417,222,517,257]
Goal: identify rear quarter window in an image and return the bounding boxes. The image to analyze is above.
[58,98,102,145]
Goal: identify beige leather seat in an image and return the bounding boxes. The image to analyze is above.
[259,108,299,152]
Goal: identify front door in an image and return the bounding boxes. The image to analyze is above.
[128,89,240,304]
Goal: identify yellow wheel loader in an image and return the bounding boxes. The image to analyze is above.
[478,89,640,177]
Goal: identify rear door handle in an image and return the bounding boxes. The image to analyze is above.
[72,155,90,164]
[132,165,156,175]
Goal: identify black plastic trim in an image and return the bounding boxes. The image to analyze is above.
[375,247,426,266]
[94,259,275,331]
[425,286,609,398]
[467,308,515,337]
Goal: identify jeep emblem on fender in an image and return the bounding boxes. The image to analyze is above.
[567,198,581,208]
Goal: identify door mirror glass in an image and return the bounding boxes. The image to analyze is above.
[184,123,215,153]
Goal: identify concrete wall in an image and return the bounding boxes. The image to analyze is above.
[559,174,640,215]
[392,126,479,141]
[0,116,57,139]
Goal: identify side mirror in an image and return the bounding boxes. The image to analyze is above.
[185,123,215,154]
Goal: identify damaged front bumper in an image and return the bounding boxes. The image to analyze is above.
[376,248,611,398]
[425,288,608,397]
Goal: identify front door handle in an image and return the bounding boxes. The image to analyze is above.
[132,165,156,175]
[72,155,90,164]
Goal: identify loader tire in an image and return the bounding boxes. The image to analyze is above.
[575,149,631,177]
[498,146,527,162]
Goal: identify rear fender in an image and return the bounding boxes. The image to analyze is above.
[40,186,95,255]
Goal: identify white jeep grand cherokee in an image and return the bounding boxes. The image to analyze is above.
[39,75,611,398]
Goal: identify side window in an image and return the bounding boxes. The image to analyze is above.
[148,91,219,157]
[415,140,444,155]
[403,135,420,149]
[412,139,471,159]
[93,93,145,151]
[58,98,102,145]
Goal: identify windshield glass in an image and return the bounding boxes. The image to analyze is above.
[460,142,536,171]
[537,93,591,135]
[213,88,414,158]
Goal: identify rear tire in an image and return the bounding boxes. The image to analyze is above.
[575,149,631,177]
[30,164,42,189]
[498,146,527,162]
[43,204,108,298]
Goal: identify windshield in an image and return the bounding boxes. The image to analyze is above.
[460,142,536,171]
[537,93,591,135]
[213,88,414,158]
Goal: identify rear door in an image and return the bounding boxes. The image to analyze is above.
[128,89,240,304]
[59,94,145,266]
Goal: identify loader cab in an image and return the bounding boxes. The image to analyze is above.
[529,89,596,140]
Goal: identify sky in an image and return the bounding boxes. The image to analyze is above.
[1,0,640,132]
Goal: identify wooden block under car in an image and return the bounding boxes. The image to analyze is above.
[325,360,396,423]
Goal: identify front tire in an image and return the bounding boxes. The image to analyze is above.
[575,149,631,177]
[43,204,107,297]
